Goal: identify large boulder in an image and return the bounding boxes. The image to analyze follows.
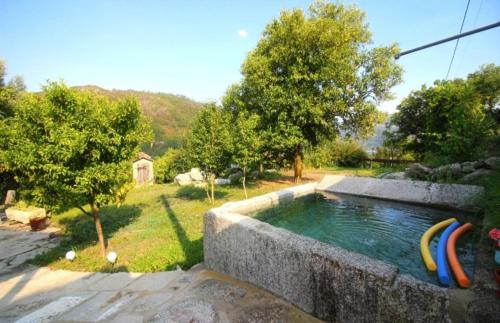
[459,168,493,183]
[174,173,193,186]
[6,207,46,224]
[460,161,475,174]
[430,163,462,179]
[214,178,231,185]
[189,168,204,182]
[249,170,260,180]
[473,159,486,169]
[228,171,243,184]
[406,163,432,180]
[484,156,500,170]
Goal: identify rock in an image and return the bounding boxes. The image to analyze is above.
[214,178,231,185]
[249,171,260,180]
[148,298,219,323]
[189,168,205,182]
[381,172,409,180]
[484,156,500,170]
[174,173,193,186]
[5,207,46,224]
[473,159,486,169]
[4,190,16,205]
[431,163,462,179]
[465,297,500,323]
[235,304,288,323]
[405,163,431,179]
[228,172,243,184]
[191,279,246,304]
[459,169,493,183]
[461,162,475,174]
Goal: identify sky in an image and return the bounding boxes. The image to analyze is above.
[1,0,499,113]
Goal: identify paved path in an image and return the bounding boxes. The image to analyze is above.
[0,264,321,322]
[0,220,61,275]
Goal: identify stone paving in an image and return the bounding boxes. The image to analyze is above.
[0,264,321,322]
[0,220,61,275]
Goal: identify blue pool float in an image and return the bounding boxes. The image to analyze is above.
[437,221,461,286]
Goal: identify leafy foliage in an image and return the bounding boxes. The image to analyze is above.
[230,111,263,198]
[185,103,232,202]
[2,82,151,210]
[223,1,401,179]
[74,86,202,156]
[0,60,26,201]
[389,65,499,163]
[1,82,151,255]
[304,138,367,168]
[155,148,191,183]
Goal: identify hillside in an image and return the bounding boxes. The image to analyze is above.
[74,86,203,156]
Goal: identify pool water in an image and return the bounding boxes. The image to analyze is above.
[252,192,480,286]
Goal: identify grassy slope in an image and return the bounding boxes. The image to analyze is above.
[32,167,393,272]
[75,85,202,156]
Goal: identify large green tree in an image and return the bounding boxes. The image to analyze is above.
[390,76,496,162]
[1,83,150,256]
[224,1,401,181]
[186,103,232,203]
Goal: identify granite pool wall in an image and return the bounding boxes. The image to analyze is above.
[204,176,485,322]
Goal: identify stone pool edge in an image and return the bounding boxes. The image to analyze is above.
[204,177,485,322]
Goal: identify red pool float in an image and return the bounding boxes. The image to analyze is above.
[446,223,473,288]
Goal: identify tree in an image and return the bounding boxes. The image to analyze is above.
[0,60,25,119]
[155,148,191,183]
[186,103,231,203]
[467,64,500,124]
[390,77,495,163]
[224,1,401,181]
[231,112,262,199]
[1,82,151,256]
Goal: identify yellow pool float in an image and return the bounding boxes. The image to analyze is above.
[420,218,457,271]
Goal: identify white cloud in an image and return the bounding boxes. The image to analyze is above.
[237,29,248,38]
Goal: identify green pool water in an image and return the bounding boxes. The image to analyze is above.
[252,192,480,286]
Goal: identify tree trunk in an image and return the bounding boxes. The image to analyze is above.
[91,203,106,257]
[210,174,215,204]
[242,166,248,199]
[293,146,303,183]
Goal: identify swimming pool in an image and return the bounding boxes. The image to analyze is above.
[252,192,480,285]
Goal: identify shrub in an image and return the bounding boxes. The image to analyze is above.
[155,148,190,183]
[331,139,368,167]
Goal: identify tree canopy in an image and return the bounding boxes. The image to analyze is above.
[389,64,499,163]
[185,103,232,202]
[223,1,402,180]
[0,82,151,255]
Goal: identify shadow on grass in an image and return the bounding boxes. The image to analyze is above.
[175,185,228,201]
[31,204,143,268]
[160,194,203,270]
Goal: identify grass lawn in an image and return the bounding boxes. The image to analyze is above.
[31,166,400,272]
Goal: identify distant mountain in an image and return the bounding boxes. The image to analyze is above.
[74,86,203,156]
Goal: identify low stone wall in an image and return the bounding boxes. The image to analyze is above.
[317,175,484,211]
[204,182,455,322]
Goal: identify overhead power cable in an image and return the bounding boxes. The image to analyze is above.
[395,20,500,59]
[445,0,471,79]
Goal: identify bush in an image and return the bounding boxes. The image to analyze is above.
[154,148,190,183]
[303,139,368,168]
[331,139,368,167]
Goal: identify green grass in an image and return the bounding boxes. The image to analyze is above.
[30,166,403,272]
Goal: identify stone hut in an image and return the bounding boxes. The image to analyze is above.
[133,152,154,185]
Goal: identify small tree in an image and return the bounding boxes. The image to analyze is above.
[1,82,150,256]
[186,103,231,203]
[231,112,262,199]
